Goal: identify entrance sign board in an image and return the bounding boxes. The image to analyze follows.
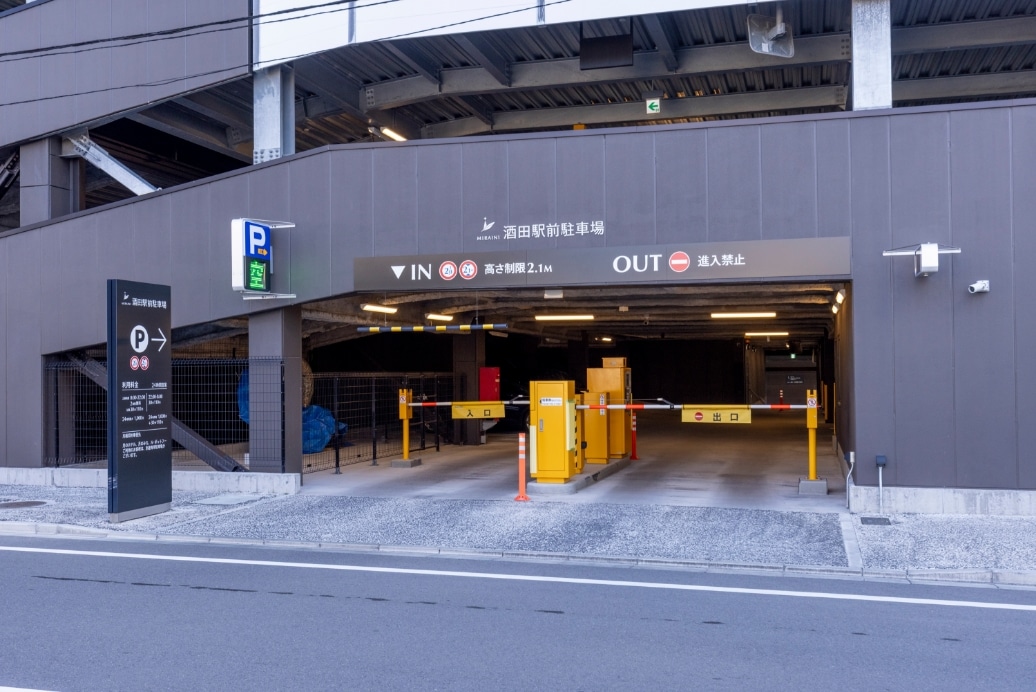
[106,280,172,522]
[354,237,850,291]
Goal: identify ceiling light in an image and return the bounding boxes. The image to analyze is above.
[543,289,564,299]
[426,313,453,321]
[711,312,777,319]
[368,126,407,142]
[745,331,789,337]
[600,336,613,342]
[831,304,840,314]
[361,303,397,314]
[535,314,594,321]
[835,289,846,304]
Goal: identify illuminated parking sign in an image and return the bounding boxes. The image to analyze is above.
[231,218,296,298]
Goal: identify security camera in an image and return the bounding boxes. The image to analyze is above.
[968,280,990,294]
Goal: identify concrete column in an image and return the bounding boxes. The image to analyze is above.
[851,0,893,110]
[452,332,486,445]
[248,306,303,474]
[19,138,73,226]
[253,65,295,164]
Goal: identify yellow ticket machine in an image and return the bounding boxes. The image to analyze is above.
[529,381,577,483]
[587,358,631,459]
[579,391,610,465]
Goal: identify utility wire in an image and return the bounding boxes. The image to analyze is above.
[0,1,572,110]
[0,0,399,63]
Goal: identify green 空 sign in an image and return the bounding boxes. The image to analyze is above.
[248,259,268,291]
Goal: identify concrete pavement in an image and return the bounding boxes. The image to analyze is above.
[2,412,1036,586]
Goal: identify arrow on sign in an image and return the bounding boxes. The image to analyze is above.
[391,265,406,279]
[154,328,168,351]
[646,98,661,114]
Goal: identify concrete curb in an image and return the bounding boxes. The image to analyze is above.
[526,458,631,495]
[4,520,1036,588]
[0,467,300,495]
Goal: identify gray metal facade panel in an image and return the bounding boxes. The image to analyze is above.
[109,0,154,124]
[506,138,557,249]
[949,108,1018,489]
[40,220,101,353]
[147,0,187,105]
[372,147,419,255]
[132,194,174,290]
[287,154,332,301]
[555,135,606,249]
[329,149,373,295]
[207,174,252,319]
[460,141,509,254]
[654,129,709,245]
[416,144,463,254]
[4,231,43,466]
[888,112,956,486]
[849,116,896,487]
[1013,106,1036,489]
[815,120,852,238]
[35,0,77,136]
[170,184,213,327]
[604,133,656,247]
[0,0,249,149]
[247,165,295,298]
[185,0,244,93]
[890,113,951,239]
[707,126,761,242]
[760,122,819,239]
[73,0,114,125]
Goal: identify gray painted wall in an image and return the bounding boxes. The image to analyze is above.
[0,0,249,149]
[3,100,1036,492]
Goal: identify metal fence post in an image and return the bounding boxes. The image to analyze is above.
[371,375,378,465]
[333,376,341,474]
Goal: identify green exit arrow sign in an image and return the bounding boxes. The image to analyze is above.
[646,98,661,114]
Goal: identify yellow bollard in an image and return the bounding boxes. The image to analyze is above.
[806,388,818,480]
[399,388,413,461]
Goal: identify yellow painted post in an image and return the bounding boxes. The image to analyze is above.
[398,389,413,461]
[806,388,818,480]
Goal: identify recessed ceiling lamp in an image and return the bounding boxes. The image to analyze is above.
[831,304,840,314]
[600,336,613,342]
[426,313,453,321]
[361,303,397,314]
[535,314,594,321]
[543,289,564,299]
[835,289,846,304]
[745,331,789,337]
[711,312,777,319]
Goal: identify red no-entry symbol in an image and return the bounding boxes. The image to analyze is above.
[669,251,690,272]
[694,411,704,421]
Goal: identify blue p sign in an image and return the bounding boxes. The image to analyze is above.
[245,221,271,259]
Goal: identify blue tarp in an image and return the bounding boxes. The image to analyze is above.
[238,370,347,453]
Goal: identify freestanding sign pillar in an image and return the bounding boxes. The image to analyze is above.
[106,279,172,522]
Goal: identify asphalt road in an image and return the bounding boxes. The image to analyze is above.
[1,536,1035,692]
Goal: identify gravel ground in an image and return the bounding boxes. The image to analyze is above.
[855,513,1036,571]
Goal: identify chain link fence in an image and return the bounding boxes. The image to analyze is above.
[43,356,458,474]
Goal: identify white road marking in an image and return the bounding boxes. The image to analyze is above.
[2,545,1035,612]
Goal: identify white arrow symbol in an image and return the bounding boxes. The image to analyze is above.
[391,265,406,279]
[154,328,168,351]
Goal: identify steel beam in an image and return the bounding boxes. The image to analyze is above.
[894,70,1036,102]
[130,106,252,162]
[363,34,850,112]
[454,34,511,86]
[893,16,1036,55]
[382,40,442,85]
[640,14,678,72]
[422,85,846,138]
[60,133,158,196]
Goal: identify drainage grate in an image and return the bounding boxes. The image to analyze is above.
[0,501,47,509]
[860,516,891,526]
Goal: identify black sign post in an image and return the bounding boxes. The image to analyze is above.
[106,279,172,522]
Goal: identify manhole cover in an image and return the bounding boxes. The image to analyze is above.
[0,501,47,509]
[860,516,891,526]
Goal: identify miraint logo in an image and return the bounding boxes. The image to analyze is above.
[477,217,500,241]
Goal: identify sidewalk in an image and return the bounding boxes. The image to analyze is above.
[3,482,1036,587]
